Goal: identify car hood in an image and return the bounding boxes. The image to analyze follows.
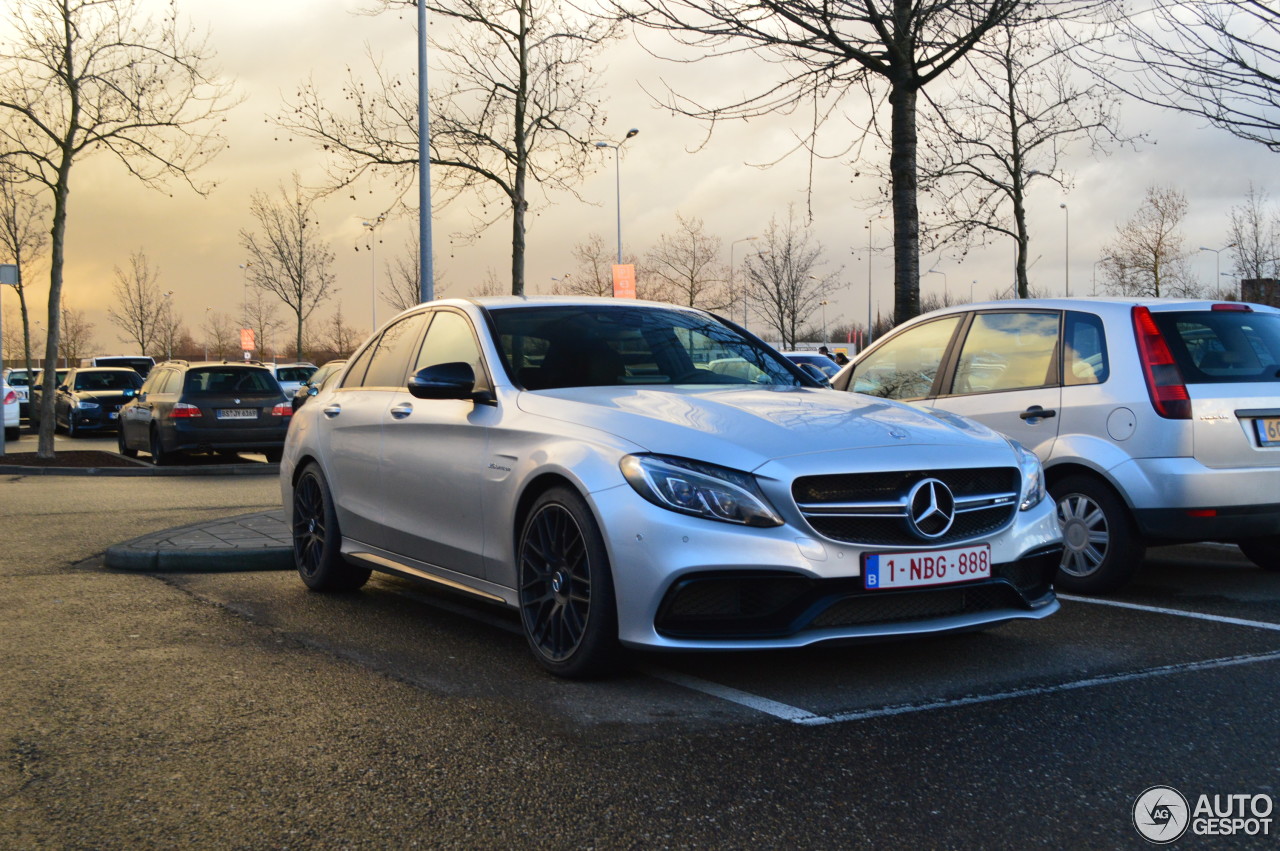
[516,386,1010,471]
[73,390,139,404]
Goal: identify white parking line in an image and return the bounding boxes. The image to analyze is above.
[650,649,1280,726]
[1059,593,1280,632]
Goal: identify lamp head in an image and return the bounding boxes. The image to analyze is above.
[625,128,639,139]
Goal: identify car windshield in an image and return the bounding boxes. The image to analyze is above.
[184,368,278,395]
[73,371,144,392]
[490,304,809,390]
[1154,310,1280,384]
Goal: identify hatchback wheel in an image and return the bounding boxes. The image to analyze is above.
[117,427,137,458]
[292,463,370,591]
[66,416,78,438]
[518,487,619,679]
[1239,536,1280,572]
[1052,474,1143,594]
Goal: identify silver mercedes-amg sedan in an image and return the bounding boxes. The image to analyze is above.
[282,297,1063,678]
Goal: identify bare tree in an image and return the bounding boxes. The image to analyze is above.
[1100,186,1197,298]
[642,214,730,309]
[324,307,365,358]
[58,302,94,366]
[107,251,168,356]
[1087,1,1280,152]
[1227,184,1280,283]
[242,290,285,363]
[0,0,234,457]
[201,310,238,361]
[383,239,446,314]
[919,21,1128,297]
[613,0,1092,324]
[279,0,620,296]
[742,208,840,349]
[0,167,48,379]
[240,175,337,360]
[555,233,634,297]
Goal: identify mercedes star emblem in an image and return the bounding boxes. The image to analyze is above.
[906,478,956,539]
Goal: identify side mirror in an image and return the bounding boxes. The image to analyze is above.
[408,362,478,401]
[307,385,319,397]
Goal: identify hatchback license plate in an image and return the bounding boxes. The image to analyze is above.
[1257,417,1280,447]
[864,544,991,590]
[217,408,258,420]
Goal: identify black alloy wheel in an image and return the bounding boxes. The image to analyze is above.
[292,463,370,592]
[117,426,137,458]
[518,487,619,679]
[149,428,170,466]
[66,414,78,438]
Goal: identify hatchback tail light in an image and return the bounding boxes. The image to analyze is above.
[269,402,293,417]
[1132,306,1190,420]
[169,402,202,418]
[3,390,15,405]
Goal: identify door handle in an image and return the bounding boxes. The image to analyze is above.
[389,402,413,420]
[322,404,341,419]
[1019,406,1057,421]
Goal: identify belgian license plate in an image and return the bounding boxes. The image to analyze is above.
[217,408,258,420]
[1256,418,1280,447]
[864,544,991,590]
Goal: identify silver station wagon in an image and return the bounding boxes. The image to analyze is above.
[834,298,1280,593]
[282,297,1061,677]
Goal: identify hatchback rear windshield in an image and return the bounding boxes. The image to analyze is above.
[1153,310,1280,384]
[184,368,278,395]
[276,367,316,383]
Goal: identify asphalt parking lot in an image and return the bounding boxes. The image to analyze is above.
[3,461,1278,847]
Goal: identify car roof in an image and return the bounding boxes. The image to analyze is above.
[906,296,1280,326]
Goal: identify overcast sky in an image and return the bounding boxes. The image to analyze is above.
[2,0,1275,356]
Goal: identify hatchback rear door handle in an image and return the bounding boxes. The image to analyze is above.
[1019,406,1056,421]
[389,402,413,420]
[322,405,341,419]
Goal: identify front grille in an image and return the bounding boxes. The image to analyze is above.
[809,586,1009,628]
[793,467,1021,547]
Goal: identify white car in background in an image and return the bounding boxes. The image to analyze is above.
[3,379,19,441]
[269,362,317,396]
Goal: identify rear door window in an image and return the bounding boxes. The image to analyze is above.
[362,312,430,388]
[1064,311,1109,386]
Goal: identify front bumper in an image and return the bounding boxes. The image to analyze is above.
[591,480,1063,651]
[67,408,121,431]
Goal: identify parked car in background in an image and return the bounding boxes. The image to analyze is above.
[833,298,1280,592]
[3,379,18,440]
[292,359,347,412]
[27,369,69,429]
[84,355,155,377]
[780,351,839,384]
[119,360,292,464]
[269,362,317,396]
[284,296,1061,678]
[3,368,34,421]
[49,367,144,436]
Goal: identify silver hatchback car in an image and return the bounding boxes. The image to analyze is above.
[282,297,1062,677]
[834,298,1280,592]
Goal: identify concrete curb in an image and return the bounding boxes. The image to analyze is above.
[105,509,293,573]
[0,461,278,477]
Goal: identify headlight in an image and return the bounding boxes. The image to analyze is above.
[620,454,783,527]
[74,399,100,410]
[1012,441,1045,511]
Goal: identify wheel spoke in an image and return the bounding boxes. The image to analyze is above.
[520,503,593,663]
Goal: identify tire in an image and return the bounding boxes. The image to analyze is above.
[292,463,370,591]
[1051,474,1144,594]
[117,427,138,458]
[66,416,78,438]
[263,447,283,464]
[149,428,170,466]
[4,427,17,442]
[1239,536,1280,572]
[517,487,620,679]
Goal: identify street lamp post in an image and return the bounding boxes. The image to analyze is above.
[203,306,212,360]
[730,236,758,329]
[1092,258,1105,296]
[927,266,948,301]
[819,299,829,346]
[238,262,252,332]
[1060,202,1070,297]
[595,128,639,265]
[362,215,386,329]
[1199,243,1236,290]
